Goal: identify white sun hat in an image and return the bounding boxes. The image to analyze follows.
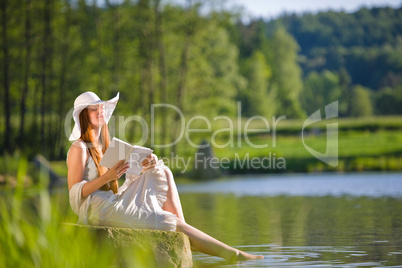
[69,91,119,141]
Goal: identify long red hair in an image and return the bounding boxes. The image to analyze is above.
[79,108,119,194]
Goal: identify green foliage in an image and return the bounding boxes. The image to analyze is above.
[239,50,274,117]
[270,7,402,56]
[236,19,269,59]
[375,86,402,115]
[265,6,402,91]
[0,152,34,187]
[301,70,342,115]
[267,28,305,118]
[0,158,161,267]
[349,85,373,117]
[186,23,241,118]
[1,0,249,157]
[2,1,402,160]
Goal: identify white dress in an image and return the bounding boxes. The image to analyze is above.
[68,152,177,232]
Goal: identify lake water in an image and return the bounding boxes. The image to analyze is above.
[177,173,402,267]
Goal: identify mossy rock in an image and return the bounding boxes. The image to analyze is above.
[66,224,193,268]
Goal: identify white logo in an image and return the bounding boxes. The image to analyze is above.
[302,101,338,167]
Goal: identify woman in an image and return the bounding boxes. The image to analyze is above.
[67,91,263,262]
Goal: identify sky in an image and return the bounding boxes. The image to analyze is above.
[225,0,402,19]
[101,0,402,20]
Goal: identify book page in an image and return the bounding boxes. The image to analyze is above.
[126,145,153,175]
[100,138,153,176]
[99,137,133,169]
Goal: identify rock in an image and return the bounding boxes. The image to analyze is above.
[66,224,193,267]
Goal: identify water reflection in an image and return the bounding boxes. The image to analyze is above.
[193,244,397,267]
[194,245,397,267]
[178,173,402,267]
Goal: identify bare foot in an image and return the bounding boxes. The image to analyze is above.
[237,250,264,261]
[227,250,264,262]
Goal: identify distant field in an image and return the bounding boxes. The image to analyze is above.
[167,115,402,157]
[48,129,402,178]
[2,116,402,179]
[159,115,402,174]
[212,130,402,159]
[207,115,402,136]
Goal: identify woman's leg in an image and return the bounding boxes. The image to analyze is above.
[162,167,185,221]
[160,167,263,261]
[176,218,264,261]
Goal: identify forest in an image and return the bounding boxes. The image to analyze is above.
[2,3,402,266]
[1,0,402,161]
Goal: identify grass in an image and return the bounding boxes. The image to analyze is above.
[211,130,402,159]
[0,157,164,267]
[160,129,402,173]
[183,115,402,136]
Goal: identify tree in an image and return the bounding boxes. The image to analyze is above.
[349,85,373,117]
[240,50,274,117]
[375,86,402,115]
[1,0,11,153]
[302,70,342,115]
[154,0,167,156]
[54,0,72,158]
[170,2,195,155]
[18,0,32,150]
[268,28,304,118]
[338,67,352,117]
[40,0,54,156]
[267,6,402,93]
[236,19,268,59]
[186,23,241,118]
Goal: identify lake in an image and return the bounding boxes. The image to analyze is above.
[177,172,402,267]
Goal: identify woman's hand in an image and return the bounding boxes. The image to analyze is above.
[104,160,129,182]
[141,154,158,172]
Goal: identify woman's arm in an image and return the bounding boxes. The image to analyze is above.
[67,143,87,192]
[67,142,129,198]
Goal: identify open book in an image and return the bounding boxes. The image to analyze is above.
[99,137,153,175]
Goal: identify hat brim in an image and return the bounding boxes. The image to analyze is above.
[69,93,119,141]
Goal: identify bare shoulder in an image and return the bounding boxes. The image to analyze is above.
[67,140,88,166]
[71,139,87,150]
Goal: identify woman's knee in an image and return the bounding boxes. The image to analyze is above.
[175,218,187,232]
[163,166,174,182]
